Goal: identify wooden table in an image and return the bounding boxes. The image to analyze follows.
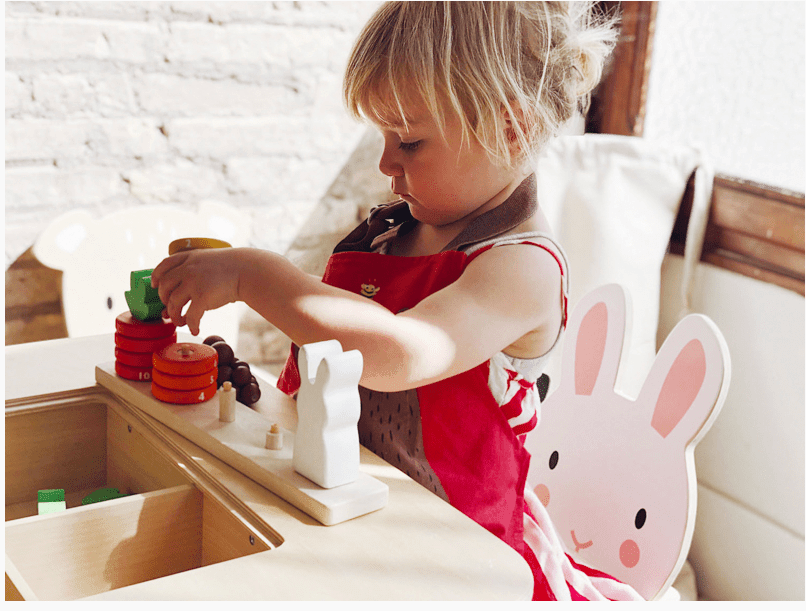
[5,335,533,601]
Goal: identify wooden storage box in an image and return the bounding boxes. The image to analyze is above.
[5,391,274,601]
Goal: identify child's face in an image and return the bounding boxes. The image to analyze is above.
[370,97,518,228]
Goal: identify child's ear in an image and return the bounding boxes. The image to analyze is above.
[502,106,520,142]
[501,102,531,157]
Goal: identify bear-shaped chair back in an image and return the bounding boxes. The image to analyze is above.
[33,201,250,349]
[524,284,730,600]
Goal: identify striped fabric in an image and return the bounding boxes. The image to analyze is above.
[522,488,645,601]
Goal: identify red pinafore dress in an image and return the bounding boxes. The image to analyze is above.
[277,175,633,600]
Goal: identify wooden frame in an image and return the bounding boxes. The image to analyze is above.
[589,1,805,295]
[586,1,657,137]
[671,175,805,295]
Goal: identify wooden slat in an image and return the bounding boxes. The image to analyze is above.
[709,176,804,250]
[586,1,658,136]
[704,226,804,277]
[702,250,804,296]
[671,174,805,295]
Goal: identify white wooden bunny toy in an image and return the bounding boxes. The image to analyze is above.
[524,284,730,600]
[294,340,364,489]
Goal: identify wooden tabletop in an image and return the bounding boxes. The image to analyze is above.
[5,335,533,600]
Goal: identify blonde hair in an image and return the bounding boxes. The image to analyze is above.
[344,1,619,168]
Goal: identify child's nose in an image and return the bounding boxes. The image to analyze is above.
[378,146,403,177]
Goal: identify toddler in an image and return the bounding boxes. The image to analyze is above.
[152,1,640,600]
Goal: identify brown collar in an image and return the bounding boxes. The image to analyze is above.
[333,174,537,254]
[441,173,537,252]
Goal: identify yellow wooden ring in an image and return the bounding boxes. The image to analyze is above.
[169,237,232,255]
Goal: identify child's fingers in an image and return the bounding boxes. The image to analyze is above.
[184,301,206,337]
[163,282,192,328]
[154,265,185,309]
[151,252,189,288]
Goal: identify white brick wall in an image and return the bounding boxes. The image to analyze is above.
[5,0,381,268]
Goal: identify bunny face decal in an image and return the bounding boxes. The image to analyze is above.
[524,284,730,600]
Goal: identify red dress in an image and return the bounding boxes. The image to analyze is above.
[278,175,640,600]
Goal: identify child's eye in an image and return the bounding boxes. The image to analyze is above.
[399,140,422,152]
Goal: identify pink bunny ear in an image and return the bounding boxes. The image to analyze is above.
[640,314,729,445]
[651,339,706,438]
[561,284,628,397]
[575,302,608,395]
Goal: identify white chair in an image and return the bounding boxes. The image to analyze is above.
[33,200,250,352]
[524,284,729,600]
[530,135,717,600]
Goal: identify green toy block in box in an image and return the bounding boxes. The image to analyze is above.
[125,268,165,321]
[38,489,66,515]
[82,487,128,505]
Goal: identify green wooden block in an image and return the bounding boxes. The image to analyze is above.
[126,296,164,321]
[125,268,165,321]
[82,488,128,505]
[129,268,153,286]
[38,488,65,503]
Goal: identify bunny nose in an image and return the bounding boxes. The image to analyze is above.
[571,530,593,553]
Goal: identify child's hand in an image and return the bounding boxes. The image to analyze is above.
[150,248,243,336]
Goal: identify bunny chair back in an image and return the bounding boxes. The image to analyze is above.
[524,284,730,600]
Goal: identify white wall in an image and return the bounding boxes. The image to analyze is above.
[659,255,804,601]
[646,1,805,600]
[644,1,805,192]
[5,1,381,269]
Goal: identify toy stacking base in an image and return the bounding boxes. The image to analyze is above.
[95,362,388,526]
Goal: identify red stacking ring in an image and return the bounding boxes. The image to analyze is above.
[115,347,155,368]
[152,367,218,391]
[151,380,217,405]
[116,332,177,354]
[153,343,218,376]
[116,311,176,339]
[115,360,153,382]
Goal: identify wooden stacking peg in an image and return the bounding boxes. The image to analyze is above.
[265,423,283,450]
[219,381,236,423]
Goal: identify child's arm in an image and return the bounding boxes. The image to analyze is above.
[151,244,561,392]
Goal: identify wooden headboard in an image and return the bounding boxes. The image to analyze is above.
[588,1,804,296]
